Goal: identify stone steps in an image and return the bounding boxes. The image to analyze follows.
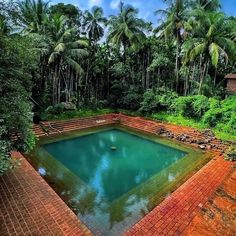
[32,113,229,153]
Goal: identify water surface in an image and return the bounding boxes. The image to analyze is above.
[28,127,208,235]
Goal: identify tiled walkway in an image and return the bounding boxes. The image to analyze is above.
[0,114,234,235]
[183,169,236,236]
[0,152,91,236]
[124,154,232,236]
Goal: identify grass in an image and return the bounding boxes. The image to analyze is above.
[150,112,207,129]
[150,112,236,142]
[117,110,236,142]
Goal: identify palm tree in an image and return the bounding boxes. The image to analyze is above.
[48,15,89,105]
[189,0,220,11]
[183,11,236,94]
[155,0,187,92]
[107,1,147,59]
[18,0,49,33]
[0,17,10,36]
[83,6,107,43]
[82,6,107,100]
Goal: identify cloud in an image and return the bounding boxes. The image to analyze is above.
[89,0,103,8]
[110,0,120,9]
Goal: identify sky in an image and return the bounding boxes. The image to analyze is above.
[50,0,236,24]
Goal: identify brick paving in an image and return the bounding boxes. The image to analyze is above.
[124,154,233,236]
[183,169,236,236]
[0,152,92,236]
[0,113,234,235]
[34,114,229,153]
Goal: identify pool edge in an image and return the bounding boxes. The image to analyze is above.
[4,113,232,235]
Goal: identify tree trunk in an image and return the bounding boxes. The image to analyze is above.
[175,32,180,92]
[198,59,208,95]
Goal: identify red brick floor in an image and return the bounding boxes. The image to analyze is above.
[0,152,92,236]
[124,154,233,236]
[183,169,236,236]
[0,114,234,235]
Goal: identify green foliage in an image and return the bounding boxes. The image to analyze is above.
[202,95,236,135]
[139,88,178,114]
[0,29,36,174]
[139,89,157,114]
[83,6,107,42]
[110,62,130,78]
[0,129,20,175]
[140,93,234,141]
[107,2,147,50]
[109,80,126,108]
[45,104,65,115]
[173,95,209,119]
[151,112,207,129]
[0,126,13,175]
[50,3,80,22]
[0,141,14,175]
[151,111,236,141]
[122,87,143,110]
[0,0,235,179]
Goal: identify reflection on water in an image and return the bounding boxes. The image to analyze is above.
[38,167,46,176]
[43,129,186,202]
[28,128,207,236]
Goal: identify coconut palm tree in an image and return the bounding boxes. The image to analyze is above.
[48,15,89,104]
[18,0,49,33]
[183,11,236,94]
[0,17,10,36]
[107,2,147,58]
[155,0,187,92]
[189,0,220,11]
[83,6,107,43]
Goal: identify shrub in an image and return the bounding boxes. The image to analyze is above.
[158,89,178,110]
[0,140,14,175]
[139,89,157,114]
[139,88,178,114]
[202,108,222,127]
[203,95,236,133]
[0,126,19,175]
[54,104,65,114]
[123,90,143,110]
[45,103,65,115]
[173,95,209,119]
[192,96,210,118]
[109,80,126,108]
[97,100,109,109]
[173,96,193,117]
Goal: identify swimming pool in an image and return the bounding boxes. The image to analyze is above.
[26,125,210,235]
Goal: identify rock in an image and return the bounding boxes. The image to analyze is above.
[206,144,212,150]
[205,139,211,143]
[156,127,166,135]
[199,144,206,149]
[196,140,205,144]
[176,133,189,142]
[201,129,215,138]
[61,102,76,110]
[165,131,175,139]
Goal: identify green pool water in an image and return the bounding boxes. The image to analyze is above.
[27,126,210,236]
[44,129,186,201]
